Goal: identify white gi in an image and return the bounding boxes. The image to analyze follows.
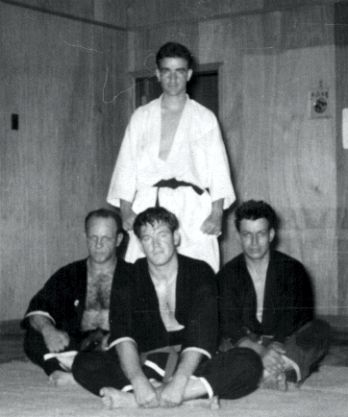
[107,95,235,271]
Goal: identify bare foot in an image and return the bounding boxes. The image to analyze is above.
[260,372,287,391]
[149,379,162,389]
[100,387,138,409]
[49,371,77,387]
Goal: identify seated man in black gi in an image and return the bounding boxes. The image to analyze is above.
[21,208,130,386]
[218,200,330,390]
[72,207,262,408]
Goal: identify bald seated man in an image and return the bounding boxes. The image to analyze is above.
[21,209,132,386]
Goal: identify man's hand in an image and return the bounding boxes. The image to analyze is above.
[29,315,70,353]
[200,199,223,235]
[120,200,136,231]
[122,210,136,231]
[219,337,233,352]
[132,375,159,408]
[158,375,188,407]
[42,326,70,353]
[237,337,286,379]
[200,210,222,235]
[261,342,286,377]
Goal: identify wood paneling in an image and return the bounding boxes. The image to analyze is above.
[264,0,338,11]
[2,0,347,320]
[1,0,128,28]
[280,5,334,49]
[0,2,129,320]
[125,0,340,29]
[126,0,264,28]
[240,46,337,314]
[197,10,337,314]
[335,2,348,315]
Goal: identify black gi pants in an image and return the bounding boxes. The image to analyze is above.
[72,346,263,400]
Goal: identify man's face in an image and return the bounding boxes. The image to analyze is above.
[156,57,193,97]
[238,218,275,262]
[139,221,179,268]
[86,217,122,264]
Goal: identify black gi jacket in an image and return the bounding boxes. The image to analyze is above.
[21,258,132,337]
[109,255,218,358]
[218,250,314,344]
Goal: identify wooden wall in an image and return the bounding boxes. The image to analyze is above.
[125,0,345,316]
[335,2,348,316]
[0,1,131,321]
[2,0,348,322]
[1,0,128,28]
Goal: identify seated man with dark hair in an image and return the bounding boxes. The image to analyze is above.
[72,207,262,409]
[22,208,131,386]
[218,200,330,390]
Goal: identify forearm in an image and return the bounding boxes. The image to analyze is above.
[116,341,159,407]
[120,199,136,230]
[29,315,55,335]
[29,315,70,352]
[116,340,146,383]
[201,198,224,234]
[174,350,203,380]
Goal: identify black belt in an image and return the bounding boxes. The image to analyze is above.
[154,178,205,207]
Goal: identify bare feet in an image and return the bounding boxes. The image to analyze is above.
[100,386,220,410]
[100,387,138,409]
[259,372,287,391]
[149,378,162,389]
[48,371,77,387]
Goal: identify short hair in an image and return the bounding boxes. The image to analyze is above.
[156,42,194,69]
[234,200,278,232]
[133,207,179,238]
[84,208,123,234]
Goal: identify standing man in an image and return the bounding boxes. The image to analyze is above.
[218,200,330,390]
[72,207,262,408]
[22,209,132,386]
[107,42,235,272]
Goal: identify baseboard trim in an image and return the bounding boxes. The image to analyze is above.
[318,315,348,331]
[0,319,22,335]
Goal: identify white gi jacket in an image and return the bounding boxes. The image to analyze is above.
[107,95,235,271]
